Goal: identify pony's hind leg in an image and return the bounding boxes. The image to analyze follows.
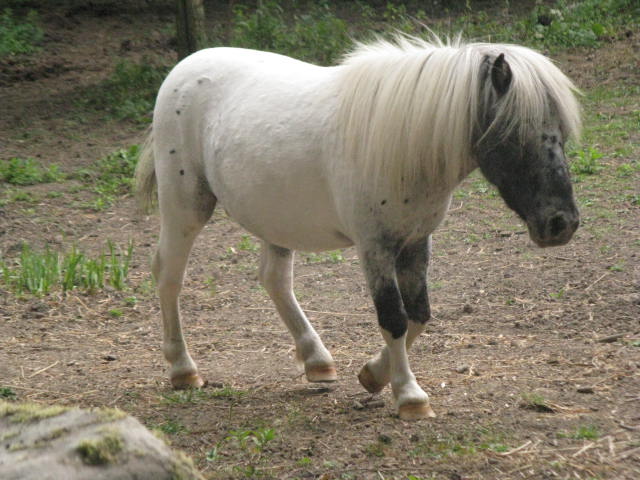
[259,242,336,382]
[358,237,432,395]
[153,175,216,389]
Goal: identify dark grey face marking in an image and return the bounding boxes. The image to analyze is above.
[197,79,203,84]
[473,55,578,247]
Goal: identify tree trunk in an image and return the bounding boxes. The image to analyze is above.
[175,0,207,60]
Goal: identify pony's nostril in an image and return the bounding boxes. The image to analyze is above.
[548,214,567,237]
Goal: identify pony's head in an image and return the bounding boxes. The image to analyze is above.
[473,48,581,247]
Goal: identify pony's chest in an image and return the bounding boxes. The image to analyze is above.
[364,193,452,243]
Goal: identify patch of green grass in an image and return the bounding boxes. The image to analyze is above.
[0,8,43,57]
[226,426,276,455]
[72,145,140,210]
[0,157,64,185]
[0,387,16,399]
[570,147,605,177]
[520,392,554,413]
[305,250,344,264]
[608,263,625,272]
[205,444,221,463]
[559,425,600,440]
[153,419,187,435]
[160,385,247,405]
[411,428,510,459]
[210,386,248,400]
[0,240,133,296]
[237,235,260,252]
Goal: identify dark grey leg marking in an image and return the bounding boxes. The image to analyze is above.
[396,236,431,324]
[362,244,409,340]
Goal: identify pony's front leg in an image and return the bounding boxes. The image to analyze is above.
[358,238,432,396]
[359,240,434,420]
[259,242,336,382]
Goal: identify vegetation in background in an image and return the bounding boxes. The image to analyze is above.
[215,0,639,63]
[0,240,133,295]
[79,60,167,123]
[228,0,349,65]
[0,8,42,57]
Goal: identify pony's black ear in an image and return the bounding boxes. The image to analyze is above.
[491,53,512,96]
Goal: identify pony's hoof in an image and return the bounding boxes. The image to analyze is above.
[171,372,204,389]
[398,402,436,421]
[358,364,386,394]
[306,365,337,383]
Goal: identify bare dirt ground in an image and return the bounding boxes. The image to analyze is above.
[1,6,639,480]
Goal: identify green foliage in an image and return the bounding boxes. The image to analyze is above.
[226,427,275,452]
[0,8,42,57]
[0,157,64,185]
[523,0,639,48]
[520,392,554,412]
[74,145,140,210]
[0,387,16,399]
[237,234,260,252]
[80,60,166,123]
[153,419,187,435]
[160,385,247,405]
[559,425,600,440]
[228,1,349,65]
[570,147,605,176]
[0,240,134,296]
[411,427,510,459]
[305,250,344,264]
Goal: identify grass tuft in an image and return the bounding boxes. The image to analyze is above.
[0,240,134,296]
[0,157,64,185]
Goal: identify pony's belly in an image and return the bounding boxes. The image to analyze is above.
[222,202,353,252]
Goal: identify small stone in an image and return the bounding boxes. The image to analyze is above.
[103,355,117,362]
[576,386,595,394]
[377,434,392,444]
[455,365,470,374]
[462,304,473,314]
[352,401,364,410]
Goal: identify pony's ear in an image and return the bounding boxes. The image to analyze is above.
[491,53,512,96]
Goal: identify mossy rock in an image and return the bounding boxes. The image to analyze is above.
[0,400,204,480]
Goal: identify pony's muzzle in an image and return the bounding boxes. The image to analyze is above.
[528,210,579,247]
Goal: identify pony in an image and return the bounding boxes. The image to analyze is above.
[135,36,581,420]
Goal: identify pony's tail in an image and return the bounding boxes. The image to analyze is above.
[134,127,157,214]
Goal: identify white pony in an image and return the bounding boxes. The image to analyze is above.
[136,36,581,420]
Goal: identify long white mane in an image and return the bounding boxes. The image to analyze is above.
[336,36,582,197]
